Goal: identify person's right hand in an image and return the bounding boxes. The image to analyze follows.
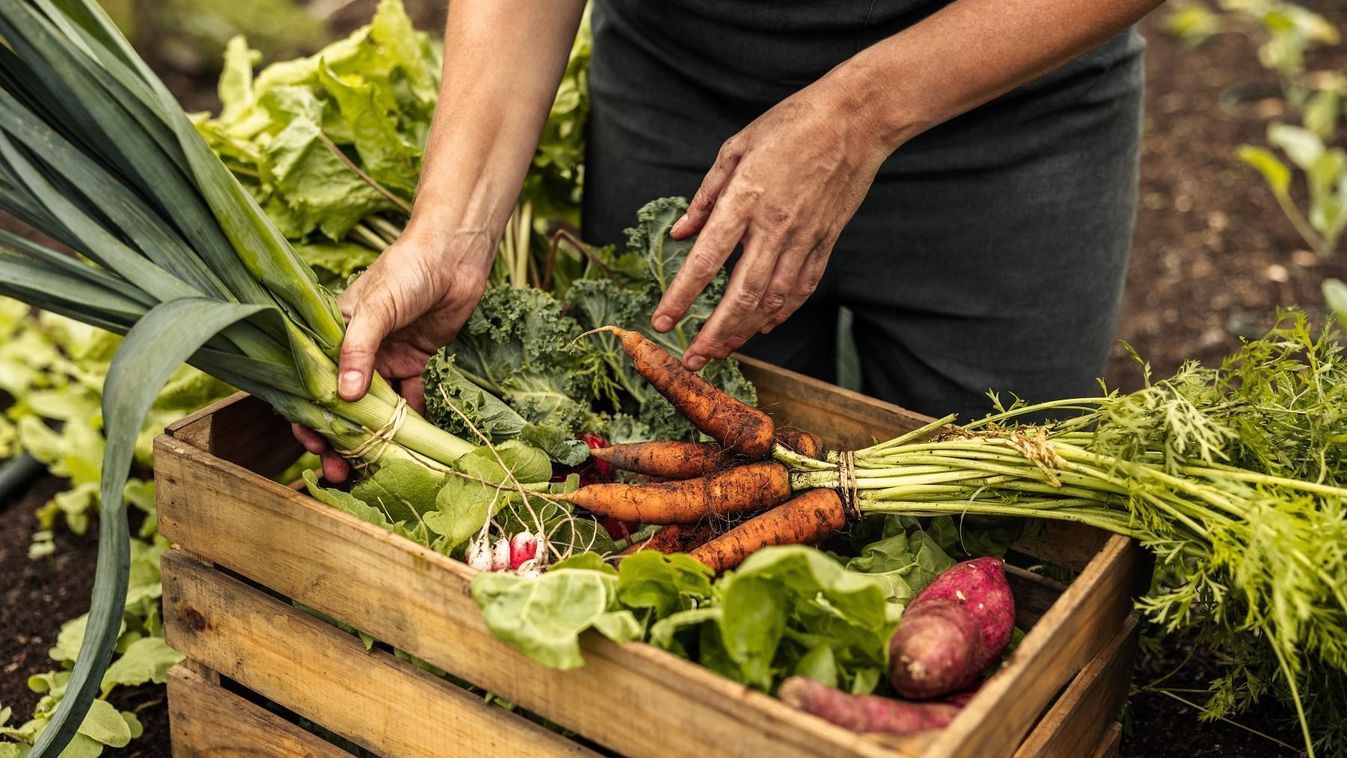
[291,226,495,483]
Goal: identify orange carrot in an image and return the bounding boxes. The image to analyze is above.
[689,489,847,574]
[558,461,791,524]
[620,521,722,556]
[596,326,775,457]
[775,428,825,459]
[589,440,732,479]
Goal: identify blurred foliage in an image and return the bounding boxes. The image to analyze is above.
[1166,1,1347,322]
[98,0,328,75]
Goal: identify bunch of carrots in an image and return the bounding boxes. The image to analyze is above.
[561,326,846,573]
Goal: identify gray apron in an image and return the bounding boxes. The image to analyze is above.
[582,0,1145,422]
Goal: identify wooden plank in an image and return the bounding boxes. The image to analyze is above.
[1092,723,1122,758]
[162,552,598,758]
[155,434,906,758]
[919,534,1140,758]
[167,664,348,757]
[1013,615,1138,758]
[739,354,935,448]
[1005,564,1067,629]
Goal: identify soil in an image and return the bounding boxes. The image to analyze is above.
[3,2,1347,756]
[1106,3,1347,393]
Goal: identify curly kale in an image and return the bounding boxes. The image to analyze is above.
[424,197,758,458]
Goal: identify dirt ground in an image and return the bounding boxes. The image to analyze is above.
[3,3,1346,756]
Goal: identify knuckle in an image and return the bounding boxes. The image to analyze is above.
[717,136,742,161]
[761,205,790,232]
[730,287,761,311]
[760,287,788,312]
[684,250,723,280]
[689,192,716,216]
[798,277,821,297]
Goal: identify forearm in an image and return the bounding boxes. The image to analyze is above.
[830,0,1163,152]
[406,0,585,257]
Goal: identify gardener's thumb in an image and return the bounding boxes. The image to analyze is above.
[338,299,395,402]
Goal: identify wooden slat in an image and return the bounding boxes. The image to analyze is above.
[162,552,597,758]
[918,534,1140,757]
[156,442,903,758]
[1092,723,1122,758]
[1005,564,1067,628]
[1014,615,1138,758]
[167,664,348,757]
[739,354,934,448]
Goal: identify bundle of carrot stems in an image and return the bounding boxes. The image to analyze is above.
[575,325,1347,756]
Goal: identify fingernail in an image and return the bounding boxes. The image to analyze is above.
[652,315,674,332]
[339,370,363,398]
[671,213,688,233]
[686,354,707,371]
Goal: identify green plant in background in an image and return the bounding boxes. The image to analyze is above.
[1164,0,1340,91]
[196,0,592,290]
[1165,1,1347,331]
[98,0,327,74]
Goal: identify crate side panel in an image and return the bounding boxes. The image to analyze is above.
[739,355,933,448]
[167,664,350,757]
[155,448,901,758]
[162,552,597,758]
[922,534,1141,758]
[1013,614,1138,758]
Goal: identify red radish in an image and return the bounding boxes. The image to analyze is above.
[778,677,962,734]
[600,516,636,543]
[465,538,492,572]
[889,558,1015,699]
[490,538,511,572]
[579,432,615,481]
[509,531,539,569]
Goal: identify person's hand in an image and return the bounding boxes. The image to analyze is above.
[291,227,494,482]
[651,77,894,370]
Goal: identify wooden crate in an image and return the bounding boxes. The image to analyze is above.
[157,356,1143,757]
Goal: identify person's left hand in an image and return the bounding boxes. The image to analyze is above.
[651,76,894,370]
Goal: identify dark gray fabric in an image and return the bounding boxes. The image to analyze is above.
[582,1,1145,421]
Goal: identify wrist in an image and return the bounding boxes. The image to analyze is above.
[823,50,936,156]
[399,209,499,274]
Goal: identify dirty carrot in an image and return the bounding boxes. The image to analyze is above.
[589,440,732,479]
[590,326,775,457]
[558,461,791,524]
[775,428,825,459]
[620,521,722,556]
[689,488,847,574]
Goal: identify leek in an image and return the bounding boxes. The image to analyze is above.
[0,1,479,753]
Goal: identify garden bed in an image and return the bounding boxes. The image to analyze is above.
[155,358,1143,757]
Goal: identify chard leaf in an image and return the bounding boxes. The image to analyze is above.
[303,469,394,530]
[351,459,445,523]
[426,478,499,550]
[616,551,714,621]
[471,568,629,670]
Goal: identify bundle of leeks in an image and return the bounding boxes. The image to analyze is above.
[0,2,481,753]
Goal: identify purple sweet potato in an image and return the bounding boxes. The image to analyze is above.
[889,557,1016,699]
[909,557,1016,652]
[778,677,962,735]
[888,599,986,699]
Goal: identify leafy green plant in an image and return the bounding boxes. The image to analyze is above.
[472,534,953,695]
[1172,0,1347,333]
[1163,0,1340,88]
[423,198,758,453]
[196,0,593,290]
